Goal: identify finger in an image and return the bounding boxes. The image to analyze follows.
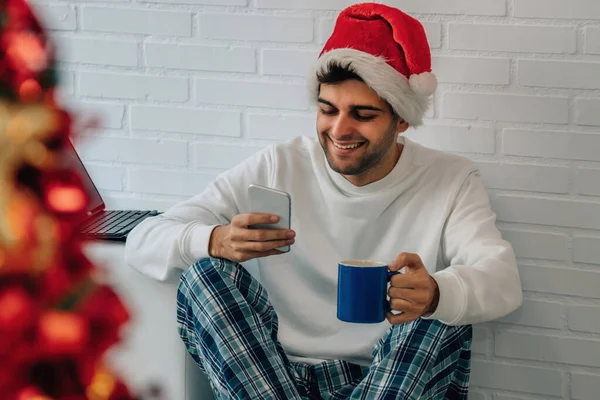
[245,228,295,242]
[231,248,285,262]
[390,274,428,289]
[250,248,289,259]
[389,298,421,313]
[241,238,295,252]
[386,311,419,325]
[388,287,428,304]
[390,252,425,272]
[233,213,280,228]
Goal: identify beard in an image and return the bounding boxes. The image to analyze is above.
[319,120,399,177]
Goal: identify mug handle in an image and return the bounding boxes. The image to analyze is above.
[386,271,402,313]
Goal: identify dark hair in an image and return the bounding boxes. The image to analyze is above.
[316,61,363,85]
[316,61,400,120]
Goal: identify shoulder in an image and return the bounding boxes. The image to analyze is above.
[270,136,321,163]
[409,137,477,177]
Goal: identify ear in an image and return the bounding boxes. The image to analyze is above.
[396,117,409,133]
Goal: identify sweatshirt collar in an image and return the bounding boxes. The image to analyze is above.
[325,135,416,196]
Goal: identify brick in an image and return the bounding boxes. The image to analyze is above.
[573,235,600,264]
[572,374,600,400]
[503,130,600,161]
[58,70,75,95]
[576,168,600,196]
[200,14,312,43]
[476,162,569,193]
[81,7,191,36]
[519,60,600,90]
[31,4,76,31]
[422,23,442,49]
[518,264,600,299]
[497,299,564,329]
[80,72,188,102]
[129,169,217,196]
[585,27,600,55]
[406,125,495,154]
[449,24,575,54]
[576,99,600,126]
[55,37,137,67]
[145,43,255,73]
[496,331,600,367]
[78,137,188,166]
[379,0,506,16]
[433,57,510,85]
[443,93,568,124]
[84,165,126,191]
[515,0,600,19]
[247,112,315,140]
[500,230,569,261]
[472,327,491,355]
[65,101,125,129]
[260,0,504,15]
[256,0,348,10]
[196,79,308,110]
[261,49,318,77]
[493,194,600,231]
[67,0,125,3]
[470,361,562,396]
[568,306,600,334]
[194,143,263,170]
[131,105,241,137]
[140,0,245,4]
[319,19,335,44]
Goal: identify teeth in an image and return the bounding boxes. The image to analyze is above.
[334,142,362,149]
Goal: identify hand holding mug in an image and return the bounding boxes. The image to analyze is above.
[387,252,439,325]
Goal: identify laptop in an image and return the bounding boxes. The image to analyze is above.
[63,139,159,242]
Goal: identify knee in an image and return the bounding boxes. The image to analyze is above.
[177,258,220,304]
[384,319,472,347]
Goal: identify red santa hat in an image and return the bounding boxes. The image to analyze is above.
[309,2,436,127]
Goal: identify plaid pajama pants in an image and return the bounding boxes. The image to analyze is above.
[176,258,473,400]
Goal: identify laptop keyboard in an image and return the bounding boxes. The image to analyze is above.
[81,210,155,237]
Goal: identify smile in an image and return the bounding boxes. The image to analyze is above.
[332,141,365,150]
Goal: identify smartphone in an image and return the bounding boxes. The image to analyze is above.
[248,184,292,253]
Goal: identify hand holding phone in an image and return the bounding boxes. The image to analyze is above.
[247,184,292,252]
[207,185,294,263]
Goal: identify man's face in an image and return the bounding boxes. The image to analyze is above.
[317,80,405,184]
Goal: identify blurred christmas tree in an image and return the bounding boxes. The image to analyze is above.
[0,0,140,398]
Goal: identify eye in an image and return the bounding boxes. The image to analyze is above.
[353,112,377,121]
[319,108,337,115]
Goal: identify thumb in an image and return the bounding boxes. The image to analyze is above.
[389,252,424,273]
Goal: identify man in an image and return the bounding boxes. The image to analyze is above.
[125,3,523,399]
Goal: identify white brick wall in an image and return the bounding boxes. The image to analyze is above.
[44,0,600,397]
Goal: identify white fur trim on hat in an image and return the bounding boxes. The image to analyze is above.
[308,48,434,127]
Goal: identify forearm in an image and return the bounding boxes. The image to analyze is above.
[425,245,522,325]
[125,215,219,281]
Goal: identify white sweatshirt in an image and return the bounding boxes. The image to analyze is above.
[125,135,522,366]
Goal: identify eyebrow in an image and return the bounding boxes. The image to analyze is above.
[317,97,384,112]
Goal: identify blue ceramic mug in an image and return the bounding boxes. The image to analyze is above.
[337,260,401,324]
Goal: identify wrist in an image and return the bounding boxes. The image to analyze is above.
[208,225,224,258]
[427,276,440,314]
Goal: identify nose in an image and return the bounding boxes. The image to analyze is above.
[329,114,355,140]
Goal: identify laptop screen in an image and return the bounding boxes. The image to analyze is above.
[60,139,105,215]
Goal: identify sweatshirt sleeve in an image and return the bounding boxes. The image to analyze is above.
[423,170,523,326]
[124,146,274,282]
